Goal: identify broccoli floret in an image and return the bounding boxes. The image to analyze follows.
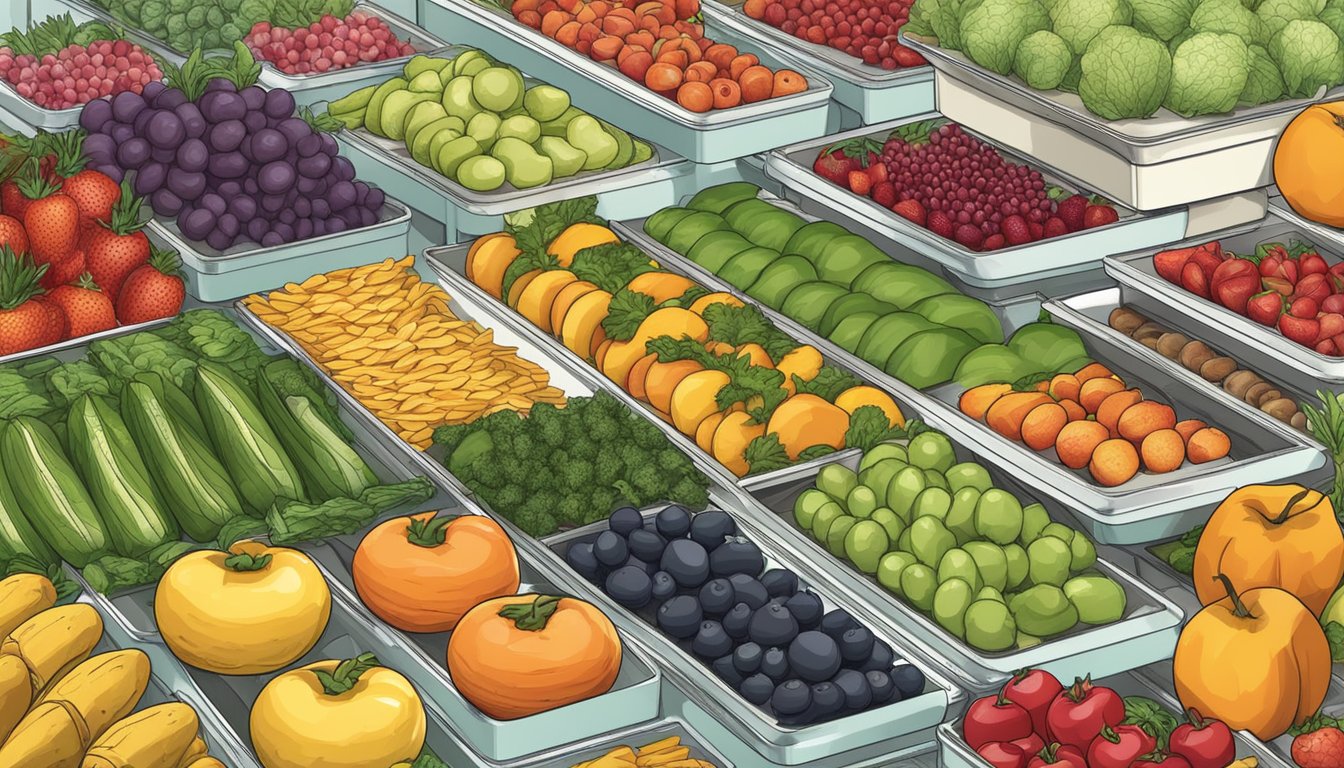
[594,447,624,485]
[568,438,598,462]
[511,432,536,456]
[555,495,587,526]
[548,449,573,476]
[586,412,621,443]
[630,419,669,449]
[656,448,687,473]
[492,485,525,512]
[629,465,664,504]
[587,488,621,522]
[561,461,593,491]
[669,476,710,511]
[622,447,653,472]
[501,457,535,488]
[511,496,558,537]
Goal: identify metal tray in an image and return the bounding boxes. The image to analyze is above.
[417,0,834,164]
[901,34,1324,211]
[763,117,1189,288]
[937,667,1291,768]
[152,200,412,302]
[699,0,934,125]
[541,503,960,766]
[741,448,1184,693]
[1105,212,1344,395]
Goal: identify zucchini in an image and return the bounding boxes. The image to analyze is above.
[0,457,58,568]
[0,417,107,567]
[258,370,376,502]
[194,361,305,514]
[122,379,244,540]
[67,394,178,558]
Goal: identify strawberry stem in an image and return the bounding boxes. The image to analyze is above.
[74,272,100,292]
[0,247,47,309]
[104,179,145,235]
[15,158,58,200]
[47,129,86,178]
[147,247,182,277]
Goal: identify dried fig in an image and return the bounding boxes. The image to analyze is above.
[1157,332,1190,359]
[1199,357,1238,383]
[1261,398,1298,423]
[1109,307,1147,335]
[1178,340,1215,370]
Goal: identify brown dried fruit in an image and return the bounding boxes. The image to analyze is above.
[1157,332,1190,359]
[1139,336,1160,350]
[1109,307,1147,335]
[1256,388,1282,406]
[1244,381,1273,406]
[1198,357,1238,382]
[1222,369,1262,399]
[1134,322,1165,342]
[1261,398,1298,423]
[1179,340,1215,370]
[1292,411,1308,430]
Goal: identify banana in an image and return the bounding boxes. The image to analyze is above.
[180,759,225,768]
[176,736,208,768]
[0,700,89,768]
[2,603,102,695]
[0,573,57,638]
[81,703,200,768]
[39,649,149,744]
[1226,760,1258,768]
[0,654,33,744]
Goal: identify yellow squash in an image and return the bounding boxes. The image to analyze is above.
[38,649,149,745]
[0,573,57,638]
[0,701,87,768]
[81,703,201,768]
[0,653,32,744]
[2,603,103,695]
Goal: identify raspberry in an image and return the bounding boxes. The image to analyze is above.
[245,12,417,75]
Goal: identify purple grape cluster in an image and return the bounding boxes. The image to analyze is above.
[78,80,384,251]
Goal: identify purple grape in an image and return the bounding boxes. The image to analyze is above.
[147,111,185,149]
[261,231,284,247]
[296,152,330,179]
[359,207,376,227]
[311,199,330,219]
[338,207,361,227]
[326,216,346,234]
[272,222,294,241]
[84,132,115,159]
[143,81,166,100]
[167,170,206,201]
[250,129,288,164]
[291,199,310,219]
[353,181,369,203]
[174,102,206,138]
[333,156,355,181]
[367,187,384,210]
[296,134,321,157]
[296,219,313,240]
[313,219,327,237]
[110,123,134,144]
[180,207,215,241]
[151,146,177,165]
[116,138,151,169]
[296,176,317,195]
[261,193,286,213]
[227,196,256,222]
[278,209,296,225]
[243,178,259,195]
[206,229,233,251]
[276,117,310,144]
[264,88,296,120]
[209,151,248,179]
[153,88,187,110]
[329,180,356,211]
[258,161,296,194]
[151,189,183,216]
[240,86,266,111]
[319,133,338,156]
[134,162,167,196]
[111,90,145,123]
[208,120,246,152]
[244,111,267,134]
[204,78,237,94]
[91,164,124,183]
[199,193,226,217]
[311,179,328,197]
[133,107,155,136]
[173,138,207,173]
[246,217,269,242]
[80,99,113,132]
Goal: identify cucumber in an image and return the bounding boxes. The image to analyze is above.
[1,417,107,567]
[258,369,377,502]
[0,456,58,567]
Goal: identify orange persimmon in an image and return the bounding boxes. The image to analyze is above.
[959,383,1011,421]
[541,10,571,36]
[709,78,741,109]
[685,61,717,83]
[556,20,583,46]
[590,35,623,60]
[738,65,773,102]
[704,42,738,70]
[677,81,713,112]
[729,53,759,79]
[771,69,807,97]
[646,61,684,91]
[1274,102,1344,228]
[1056,420,1110,470]
[1089,438,1140,487]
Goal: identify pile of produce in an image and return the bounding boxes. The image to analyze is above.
[959,361,1232,486]
[434,390,712,535]
[905,0,1344,119]
[244,255,567,450]
[244,10,417,75]
[643,183,1095,388]
[1108,306,1307,430]
[812,121,1121,251]
[1154,239,1344,356]
[506,0,808,111]
[568,735,719,767]
[791,434,1125,652]
[741,0,924,70]
[0,309,434,594]
[565,504,930,725]
[961,666,1246,768]
[78,45,387,251]
[0,572,227,767]
[0,134,186,357]
[0,14,162,110]
[466,197,916,478]
[328,49,653,192]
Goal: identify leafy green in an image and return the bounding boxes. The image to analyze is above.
[272,0,356,27]
[412,751,452,768]
[960,0,1050,75]
[843,406,907,452]
[1013,30,1074,89]
[793,367,861,401]
[600,288,657,341]
[81,554,157,594]
[1049,0,1132,52]
[265,478,433,545]
[799,445,837,461]
[507,197,603,269]
[89,332,197,394]
[260,358,350,440]
[1240,43,1286,103]
[1327,620,1344,662]
[1131,0,1198,40]
[157,309,276,387]
[1079,26,1174,119]
[1303,390,1344,518]
[1165,32,1251,116]
[45,361,115,410]
[569,242,657,294]
[1190,0,1267,44]
[1122,696,1180,750]
[744,433,791,474]
[1257,0,1324,38]
[701,302,799,361]
[1270,19,1344,97]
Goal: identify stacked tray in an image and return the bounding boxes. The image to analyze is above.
[417,0,835,163]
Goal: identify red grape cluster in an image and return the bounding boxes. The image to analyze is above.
[0,40,160,110]
[745,0,922,70]
[245,12,416,75]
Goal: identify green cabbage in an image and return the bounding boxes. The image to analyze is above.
[1240,43,1287,103]
[1131,0,1199,40]
[1050,0,1132,53]
[1190,0,1269,44]
[1079,25,1174,119]
[960,0,1052,74]
[1270,18,1344,96]
[1014,30,1075,88]
[1165,32,1251,116]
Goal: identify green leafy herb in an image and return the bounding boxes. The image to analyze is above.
[843,405,908,452]
[713,354,787,421]
[600,288,658,341]
[701,302,799,361]
[81,554,157,594]
[792,367,861,402]
[412,751,452,768]
[0,13,126,57]
[272,0,356,27]
[507,197,603,266]
[799,445,837,461]
[1326,621,1344,663]
[822,137,883,167]
[569,242,658,294]
[160,47,217,102]
[1289,712,1342,737]
[1122,696,1180,750]
[890,118,949,145]
[670,284,711,308]
[1301,390,1344,519]
[299,104,344,134]
[744,433,790,474]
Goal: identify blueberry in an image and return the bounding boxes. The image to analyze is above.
[605,565,653,609]
[609,506,644,536]
[733,642,763,675]
[891,664,925,699]
[709,539,765,578]
[565,543,600,581]
[810,681,845,720]
[712,654,743,687]
[625,555,657,576]
[771,680,812,716]
[692,620,734,659]
[819,609,859,640]
[866,670,895,706]
[699,578,736,617]
[655,504,692,539]
[660,539,710,588]
[689,510,737,551]
[727,574,769,609]
[627,529,666,562]
[594,530,629,568]
[749,604,799,647]
[650,571,677,601]
[788,631,842,683]
[760,569,799,598]
[722,602,752,639]
[832,668,872,710]
[739,673,774,705]
[784,591,824,630]
[839,627,875,664]
[656,595,703,639]
[760,646,789,682]
[860,640,895,673]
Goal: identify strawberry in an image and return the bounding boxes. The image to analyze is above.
[47,273,116,338]
[1317,339,1337,356]
[21,175,79,267]
[848,170,873,196]
[1320,312,1344,340]
[1213,275,1259,315]
[1154,246,1198,284]
[1001,215,1033,246]
[1210,257,1257,290]
[1291,296,1319,318]
[0,248,61,355]
[1275,259,1300,284]
[892,198,926,226]
[85,182,151,302]
[33,293,68,342]
[60,169,121,227]
[0,214,26,256]
[1181,261,1210,299]
[1291,716,1344,768]
[1056,194,1088,232]
[0,179,26,219]
[1258,255,1281,277]
[116,248,185,325]
[928,210,955,239]
[1247,290,1286,326]
[1279,313,1321,347]
[867,162,888,185]
[1043,217,1068,239]
[1296,272,1332,304]
[1189,244,1225,281]
[982,233,1006,250]
[1323,294,1344,314]
[812,149,855,186]
[1028,221,1044,240]
[1300,251,1330,276]
[40,248,86,291]
[954,223,984,250]
[1331,261,1344,280]
[871,182,898,209]
[1083,203,1120,228]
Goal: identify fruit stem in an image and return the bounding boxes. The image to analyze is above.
[313,652,380,696]
[1064,675,1091,703]
[223,550,272,571]
[405,515,452,548]
[1269,487,1324,524]
[1214,573,1253,618]
[498,594,563,631]
[1186,708,1206,729]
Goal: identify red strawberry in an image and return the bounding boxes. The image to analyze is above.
[1028,220,1044,240]
[1189,244,1225,281]
[116,248,185,325]
[871,182,897,209]
[1291,716,1344,768]
[1210,257,1257,289]
[0,248,61,355]
[47,273,116,338]
[982,233,1006,250]
[848,170,873,196]
[1275,259,1300,284]
[1213,275,1258,314]
[1001,215,1033,246]
[1056,194,1088,232]
[1043,217,1068,239]
[0,179,26,219]
[21,176,80,266]
[1331,261,1344,280]
[867,162,888,184]
[1279,313,1321,347]
[1259,255,1281,277]
[928,210,955,239]
[1261,276,1293,296]
[1323,294,1344,314]
[33,293,68,342]
[1154,247,1197,284]
[1291,296,1319,318]
[1320,312,1344,340]
[60,169,121,227]
[812,149,854,186]
[954,223,984,250]
[1317,339,1337,355]
[1247,290,1286,325]
[1181,261,1210,298]
[1296,272,1332,304]
[0,214,27,256]
[1083,204,1120,229]
[85,183,151,302]
[1300,251,1330,276]
[40,248,86,291]
[893,199,926,226]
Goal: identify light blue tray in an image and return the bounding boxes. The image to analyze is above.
[416,0,835,164]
